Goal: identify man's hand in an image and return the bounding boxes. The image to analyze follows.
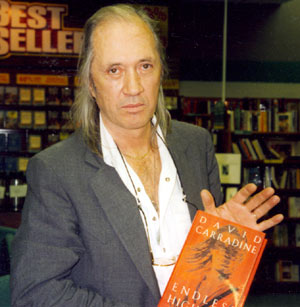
[201,183,284,232]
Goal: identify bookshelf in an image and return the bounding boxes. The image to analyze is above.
[0,73,76,217]
[179,96,300,295]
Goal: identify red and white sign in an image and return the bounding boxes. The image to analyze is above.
[0,0,83,58]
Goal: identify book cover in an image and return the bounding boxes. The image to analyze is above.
[47,87,61,105]
[19,87,32,105]
[275,112,295,132]
[159,210,267,307]
[33,88,46,105]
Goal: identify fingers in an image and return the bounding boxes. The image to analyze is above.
[257,214,284,232]
[200,189,216,214]
[245,187,276,212]
[252,194,281,220]
[231,183,257,204]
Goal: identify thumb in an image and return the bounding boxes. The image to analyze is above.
[200,189,216,213]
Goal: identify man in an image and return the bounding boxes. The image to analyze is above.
[10,4,283,306]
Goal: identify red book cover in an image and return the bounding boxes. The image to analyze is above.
[158,210,267,307]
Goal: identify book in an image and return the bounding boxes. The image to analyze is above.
[243,138,258,160]
[61,87,73,106]
[19,110,32,128]
[28,134,42,152]
[275,112,295,132]
[33,111,46,129]
[4,86,18,105]
[270,166,279,189]
[237,139,252,160]
[4,110,18,129]
[288,197,300,218]
[47,87,60,105]
[159,210,267,307]
[19,87,32,105]
[33,88,46,105]
[272,224,288,247]
[213,101,225,130]
[251,140,265,160]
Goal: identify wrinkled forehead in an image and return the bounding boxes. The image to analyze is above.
[91,16,158,59]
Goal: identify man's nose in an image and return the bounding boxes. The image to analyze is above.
[123,69,143,96]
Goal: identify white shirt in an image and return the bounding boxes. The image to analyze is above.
[100,114,192,295]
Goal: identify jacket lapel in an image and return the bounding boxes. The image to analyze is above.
[84,148,161,301]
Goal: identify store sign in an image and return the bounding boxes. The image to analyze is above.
[0,72,9,83]
[0,0,83,58]
[16,73,68,86]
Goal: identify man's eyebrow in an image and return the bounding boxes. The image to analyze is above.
[139,57,154,62]
[104,57,155,68]
[106,62,122,68]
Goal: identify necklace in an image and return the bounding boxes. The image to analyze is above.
[122,146,152,161]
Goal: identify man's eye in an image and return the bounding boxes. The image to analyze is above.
[141,63,152,70]
[109,67,119,74]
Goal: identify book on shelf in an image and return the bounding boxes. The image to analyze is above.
[279,170,288,189]
[159,210,267,307]
[33,111,46,129]
[61,87,73,106]
[237,139,252,160]
[251,139,265,160]
[4,86,18,105]
[19,110,32,128]
[288,197,300,218]
[33,88,46,105]
[213,101,225,130]
[4,110,18,129]
[270,166,279,189]
[28,134,42,152]
[18,157,29,173]
[227,98,300,133]
[19,87,32,105]
[272,224,288,247]
[243,138,258,160]
[47,87,60,105]
[258,102,268,132]
[275,112,296,133]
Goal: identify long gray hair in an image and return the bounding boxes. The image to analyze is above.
[70,4,171,155]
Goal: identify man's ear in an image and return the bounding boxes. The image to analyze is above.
[89,78,96,99]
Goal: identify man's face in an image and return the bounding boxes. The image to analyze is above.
[90,18,162,135]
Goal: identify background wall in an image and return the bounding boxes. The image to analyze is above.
[177,0,300,83]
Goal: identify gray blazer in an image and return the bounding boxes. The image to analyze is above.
[10,120,222,307]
